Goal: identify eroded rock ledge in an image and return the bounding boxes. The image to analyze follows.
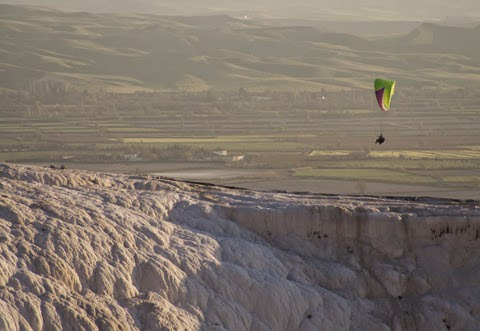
[0,163,479,330]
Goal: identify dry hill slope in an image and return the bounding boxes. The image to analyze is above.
[2,5,480,91]
[0,163,479,330]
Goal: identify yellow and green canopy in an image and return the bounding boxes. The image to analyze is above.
[374,78,396,111]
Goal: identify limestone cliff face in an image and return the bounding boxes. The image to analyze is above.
[0,163,479,331]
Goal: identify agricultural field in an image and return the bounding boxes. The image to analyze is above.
[369,150,480,159]
[294,167,480,187]
[120,136,277,143]
[1,87,479,200]
[309,150,351,157]
[309,149,480,160]
[294,168,439,185]
[306,158,480,170]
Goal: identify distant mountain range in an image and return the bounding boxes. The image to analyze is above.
[1,5,479,92]
[1,0,480,21]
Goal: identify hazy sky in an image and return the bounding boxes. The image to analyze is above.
[1,0,480,21]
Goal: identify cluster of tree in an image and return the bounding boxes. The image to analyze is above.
[96,144,211,162]
[2,82,479,120]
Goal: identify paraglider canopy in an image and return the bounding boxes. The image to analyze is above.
[374,78,395,111]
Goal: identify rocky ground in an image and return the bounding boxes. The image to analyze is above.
[0,163,479,330]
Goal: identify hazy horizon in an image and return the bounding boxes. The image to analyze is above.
[1,0,480,22]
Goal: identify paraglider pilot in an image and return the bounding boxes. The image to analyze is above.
[375,133,385,145]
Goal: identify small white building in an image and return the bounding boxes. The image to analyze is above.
[212,150,227,157]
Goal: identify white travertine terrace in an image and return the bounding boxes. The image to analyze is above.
[0,163,479,330]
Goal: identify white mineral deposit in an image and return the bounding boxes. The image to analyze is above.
[0,163,479,330]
